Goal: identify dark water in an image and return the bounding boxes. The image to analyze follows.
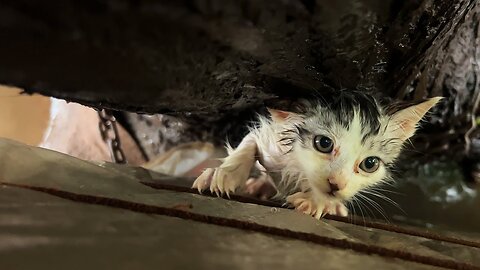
[359,159,480,235]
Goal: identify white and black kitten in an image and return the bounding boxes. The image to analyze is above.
[193,91,442,219]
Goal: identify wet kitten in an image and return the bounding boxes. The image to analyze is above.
[193,91,442,219]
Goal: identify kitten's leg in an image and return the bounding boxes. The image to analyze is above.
[244,161,277,200]
[192,133,257,196]
[286,192,348,219]
[244,173,277,200]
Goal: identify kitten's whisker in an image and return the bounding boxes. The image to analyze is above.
[369,187,402,195]
[360,190,406,215]
[349,199,358,223]
[377,181,397,187]
[362,190,401,207]
[351,197,367,226]
[357,193,390,223]
[356,195,378,222]
[355,194,378,220]
[346,200,356,223]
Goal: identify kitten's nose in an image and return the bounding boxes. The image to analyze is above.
[328,177,346,192]
[328,181,339,192]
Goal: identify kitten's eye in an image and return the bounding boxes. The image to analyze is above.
[314,135,334,153]
[359,156,380,173]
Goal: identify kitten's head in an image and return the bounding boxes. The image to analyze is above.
[269,91,442,201]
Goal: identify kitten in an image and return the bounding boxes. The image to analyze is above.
[193,91,442,219]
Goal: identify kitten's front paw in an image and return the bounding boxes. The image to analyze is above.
[286,192,321,218]
[192,168,215,192]
[286,192,348,219]
[192,163,251,197]
[324,201,348,217]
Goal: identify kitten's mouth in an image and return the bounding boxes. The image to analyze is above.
[326,182,340,198]
[327,190,336,197]
[313,182,338,198]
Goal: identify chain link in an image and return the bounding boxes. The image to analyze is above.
[98,109,127,164]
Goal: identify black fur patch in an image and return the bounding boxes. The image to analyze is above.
[279,124,311,153]
[314,90,382,141]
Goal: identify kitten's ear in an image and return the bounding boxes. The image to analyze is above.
[267,108,304,124]
[387,97,443,141]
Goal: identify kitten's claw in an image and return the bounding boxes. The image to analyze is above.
[192,168,215,193]
[297,199,315,214]
[337,204,348,217]
[323,201,349,217]
[286,192,348,219]
[314,208,325,220]
[192,133,256,198]
[193,164,251,197]
[287,192,319,217]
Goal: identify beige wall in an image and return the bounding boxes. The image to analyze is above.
[0,85,50,145]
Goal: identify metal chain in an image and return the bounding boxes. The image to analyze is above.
[98,109,127,164]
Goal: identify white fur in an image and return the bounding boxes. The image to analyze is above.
[193,97,441,219]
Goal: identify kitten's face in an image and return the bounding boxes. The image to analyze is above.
[274,95,441,202]
[293,110,395,201]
